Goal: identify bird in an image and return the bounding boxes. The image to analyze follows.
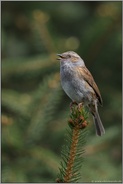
[57,51,105,136]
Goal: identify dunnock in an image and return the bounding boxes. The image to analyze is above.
[57,51,105,136]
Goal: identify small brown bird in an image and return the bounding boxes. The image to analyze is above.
[57,51,105,136]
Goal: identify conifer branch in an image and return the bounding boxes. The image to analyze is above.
[64,126,80,182]
[56,103,89,183]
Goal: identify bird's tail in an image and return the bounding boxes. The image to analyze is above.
[93,110,105,136]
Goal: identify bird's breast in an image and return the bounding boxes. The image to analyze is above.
[60,63,95,104]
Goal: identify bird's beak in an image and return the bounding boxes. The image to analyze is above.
[57,54,62,60]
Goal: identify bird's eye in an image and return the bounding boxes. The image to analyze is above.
[68,55,71,58]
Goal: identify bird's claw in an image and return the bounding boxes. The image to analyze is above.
[70,101,78,109]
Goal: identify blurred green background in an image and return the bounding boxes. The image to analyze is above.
[1,1,122,183]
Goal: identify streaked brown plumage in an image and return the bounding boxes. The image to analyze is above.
[57,51,105,136]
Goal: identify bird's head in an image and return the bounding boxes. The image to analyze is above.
[57,51,85,66]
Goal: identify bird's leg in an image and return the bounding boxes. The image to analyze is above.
[78,102,83,109]
[77,102,84,112]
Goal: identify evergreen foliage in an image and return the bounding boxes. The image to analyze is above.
[1,1,122,183]
[57,104,89,183]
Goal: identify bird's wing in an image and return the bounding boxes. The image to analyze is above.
[76,66,103,105]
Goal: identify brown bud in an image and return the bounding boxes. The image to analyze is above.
[82,121,88,128]
[79,115,85,122]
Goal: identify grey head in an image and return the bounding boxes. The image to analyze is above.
[57,51,85,67]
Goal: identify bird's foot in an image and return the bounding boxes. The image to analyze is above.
[70,101,78,109]
[70,102,84,112]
